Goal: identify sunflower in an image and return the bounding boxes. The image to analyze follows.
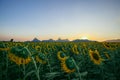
[89,49,103,65]
[103,42,114,50]
[72,45,79,55]
[8,46,31,65]
[35,45,41,51]
[57,51,68,61]
[61,57,75,73]
[8,53,31,65]
[35,53,46,64]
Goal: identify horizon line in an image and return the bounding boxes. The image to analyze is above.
[0,38,120,42]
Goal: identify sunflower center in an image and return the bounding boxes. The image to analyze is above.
[92,53,99,60]
[60,52,66,58]
[65,58,75,70]
[106,44,110,48]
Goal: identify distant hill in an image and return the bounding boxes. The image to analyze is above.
[72,39,97,42]
[32,38,40,42]
[56,38,69,42]
[104,39,120,42]
[42,39,55,42]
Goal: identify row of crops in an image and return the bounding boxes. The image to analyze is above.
[0,42,120,80]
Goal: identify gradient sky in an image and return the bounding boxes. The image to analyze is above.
[0,0,120,41]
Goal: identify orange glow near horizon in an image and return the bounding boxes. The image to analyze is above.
[0,33,119,42]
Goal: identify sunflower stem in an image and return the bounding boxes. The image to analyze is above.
[71,57,82,80]
[47,55,52,73]
[23,64,25,80]
[101,65,104,80]
[6,51,8,80]
[19,65,21,80]
[25,47,40,80]
[46,52,53,80]
[67,74,71,80]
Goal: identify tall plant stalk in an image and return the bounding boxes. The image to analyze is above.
[25,47,40,80]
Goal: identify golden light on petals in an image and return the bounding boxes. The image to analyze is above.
[89,49,103,65]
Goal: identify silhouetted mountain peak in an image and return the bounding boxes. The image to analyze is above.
[32,38,40,42]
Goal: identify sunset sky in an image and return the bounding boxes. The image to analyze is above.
[0,0,120,41]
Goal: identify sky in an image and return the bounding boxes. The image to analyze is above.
[0,0,120,41]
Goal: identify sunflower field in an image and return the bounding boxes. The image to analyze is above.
[0,41,120,80]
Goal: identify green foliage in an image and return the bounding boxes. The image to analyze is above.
[0,42,120,80]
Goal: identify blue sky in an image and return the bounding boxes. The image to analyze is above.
[0,0,120,41]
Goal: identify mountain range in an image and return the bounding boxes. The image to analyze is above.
[30,38,96,42]
[1,38,120,42]
[31,38,120,42]
[104,39,120,42]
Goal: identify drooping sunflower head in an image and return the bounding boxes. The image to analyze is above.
[8,46,31,65]
[61,57,75,73]
[57,51,68,61]
[89,49,103,65]
[103,42,112,50]
[36,53,46,64]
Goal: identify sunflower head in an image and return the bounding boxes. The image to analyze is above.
[10,46,29,58]
[103,42,112,50]
[71,45,79,55]
[57,51,68,61]
[8,46,31,65]
[61,57,75,73]
[8,53,31,65]
[36,53,46,64]
[89,49,103,65]
[35,46,41,51]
